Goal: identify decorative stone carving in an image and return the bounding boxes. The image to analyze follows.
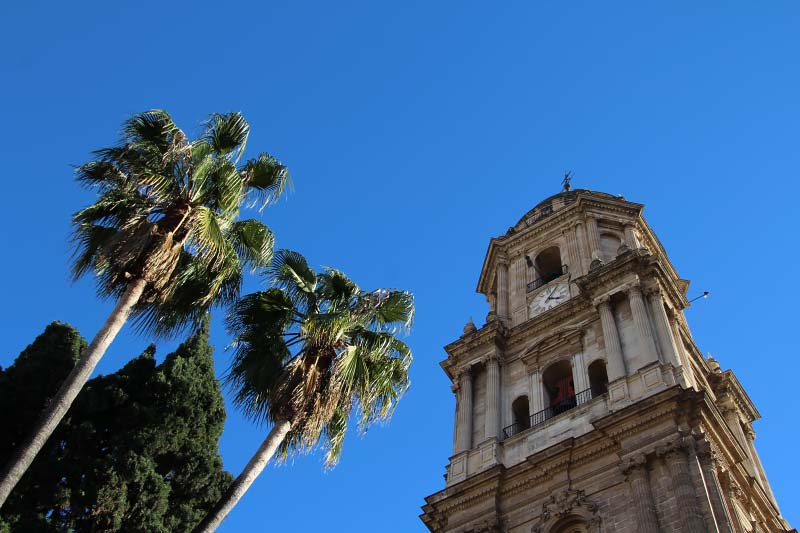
[530,489,600,533]
[464,517,502,533]
[463,318,478,336]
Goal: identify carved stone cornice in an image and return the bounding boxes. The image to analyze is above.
[709,370,760,423]
[442,321,507,380]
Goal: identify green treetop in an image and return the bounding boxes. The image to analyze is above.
[0,319,231,532]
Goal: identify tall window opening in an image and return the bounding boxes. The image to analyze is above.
[511,396,530,434]
[542,360,575,416]
[588,359,609,397]
[534,246,564,284]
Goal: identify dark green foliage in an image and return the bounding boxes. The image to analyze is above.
[0,321,232,532]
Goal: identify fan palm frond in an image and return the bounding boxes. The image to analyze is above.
[225,251,414,468]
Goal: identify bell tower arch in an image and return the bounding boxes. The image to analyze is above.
[421,189,792,533]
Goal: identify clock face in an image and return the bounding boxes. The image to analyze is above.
[529,282,569,317]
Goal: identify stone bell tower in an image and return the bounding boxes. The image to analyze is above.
[420,189,792,533]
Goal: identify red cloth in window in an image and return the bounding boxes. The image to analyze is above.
[549,377,575,406]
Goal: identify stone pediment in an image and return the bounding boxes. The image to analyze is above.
[521,325,584,369]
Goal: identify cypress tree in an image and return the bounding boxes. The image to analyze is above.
[0,320,231,532]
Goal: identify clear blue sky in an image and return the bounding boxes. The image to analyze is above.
[1,2,798,531]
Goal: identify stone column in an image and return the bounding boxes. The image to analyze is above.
[668,311,697,389]
[659,441,706,533]
[485,355,501,441]
[719,401,754,475]
[646,288,681,367]
[595,297,627,381]
[696,440,735,533]
[528,367,543,415]
[455,369,473,453]
[621,454,660,533]
[571,351,589,394]
[627,285,660,367]
[510,255,527,324]
[451,382,459,452]
[564,225,583,278]
[575,221,589,275]
[585,215,602,262]
[744,426,779,509]
[623,222,640,249]
[496,260,509,323]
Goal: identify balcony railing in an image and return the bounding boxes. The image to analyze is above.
[526,265,568,293]
[524,204,554,227]
[502,386,606,439]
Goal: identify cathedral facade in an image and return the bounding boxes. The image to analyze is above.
[420,189,792,533]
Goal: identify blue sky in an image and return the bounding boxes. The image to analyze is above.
[1,1,799,531]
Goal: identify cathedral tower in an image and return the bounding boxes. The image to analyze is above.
[420,189,792,533]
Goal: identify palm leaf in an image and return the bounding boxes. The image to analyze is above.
[241,153,292,209]
[226,219,274,272]
[205,112,249,162]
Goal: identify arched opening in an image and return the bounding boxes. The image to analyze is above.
[534,246,565,285]
[588,359,609,397]
[542,360,575,416]
[511,395,530,435]
[551,517,590,533]
[599,233,622,262]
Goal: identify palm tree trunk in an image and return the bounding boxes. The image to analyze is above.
[0,277,148,507]
[193,419,292,533]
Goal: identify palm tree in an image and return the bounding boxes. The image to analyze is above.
[193,251,414,532]
[0,110,290,507]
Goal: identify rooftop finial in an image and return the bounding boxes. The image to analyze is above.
[562,170,573,192]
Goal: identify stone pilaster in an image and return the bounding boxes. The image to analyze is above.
[528,366,543,415]
[595,297,626,381]
[667,308,697,389]
[744,425,779,510]
[586,215,602,261]
[658,439,706,533]
[627,285,660,367]
[496,260,509,323]
[571,351,589,393]
[623,222,640,249]
[621,454,660,533]
[719,400,758,478]
[696,440,735,533]
[455,369,473,453]
[646,288,679,366]
[511,255,527,323]
[564,225,583,278]
[575,221,589,274]
[485,355,501,440]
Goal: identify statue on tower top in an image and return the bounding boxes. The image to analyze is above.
[562,170,573,192]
